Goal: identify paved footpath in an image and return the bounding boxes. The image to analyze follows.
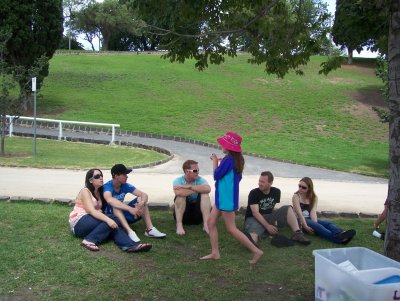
[0,126,388,214]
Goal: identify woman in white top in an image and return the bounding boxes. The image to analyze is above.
[292,177,355,244]
[68,168,151,252]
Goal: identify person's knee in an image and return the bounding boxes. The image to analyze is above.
[174,197,187,212]
[200,193,211,202]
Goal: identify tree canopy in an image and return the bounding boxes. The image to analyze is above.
[132,0,331,77]
[73,0,145,51]
[331,0,388,64]
[0,0,63,108]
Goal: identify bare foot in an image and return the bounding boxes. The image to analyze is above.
[200,253,220,260]
[176,224,185,235]
[203,223,209,234]
[248,249,264,264]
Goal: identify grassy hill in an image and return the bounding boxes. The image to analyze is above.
[39,53,388,177]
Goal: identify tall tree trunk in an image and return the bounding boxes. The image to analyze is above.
[384,1,400,261]
[347,46,353,64]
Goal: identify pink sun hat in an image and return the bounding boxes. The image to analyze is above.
[217,132,242,153]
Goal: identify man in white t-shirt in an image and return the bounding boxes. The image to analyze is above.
[173,160,211,235]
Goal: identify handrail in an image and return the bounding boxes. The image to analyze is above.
[6,115,120,144]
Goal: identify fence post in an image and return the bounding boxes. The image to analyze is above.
[8,116,13,137]
[58,121,63,140]
[111,126,116,144]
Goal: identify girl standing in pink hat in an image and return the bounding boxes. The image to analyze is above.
[201,132,264,264]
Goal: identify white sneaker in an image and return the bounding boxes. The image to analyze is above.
[144,227,166,238]
[128,230,141,242]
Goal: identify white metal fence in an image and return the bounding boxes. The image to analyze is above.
[7,115,120,144]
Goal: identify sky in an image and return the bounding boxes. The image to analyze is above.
[77,0,377,58]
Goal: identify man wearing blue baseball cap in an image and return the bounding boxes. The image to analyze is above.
[103,163,166,242]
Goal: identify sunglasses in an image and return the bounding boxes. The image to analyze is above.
[92,174,103,180]
[187,169,199,173]
[298,184,308,190]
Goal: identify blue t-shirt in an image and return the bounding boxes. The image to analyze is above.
[103,180,136,202]
[214,155,242,211]
[173,175,207,202]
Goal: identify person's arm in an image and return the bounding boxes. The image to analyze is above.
[292,194,314,234]
[174,183,211,197]
[80,189,118,229]
[374,205,388,229]
[310,198,318,222]
[131,188,148,204]
[250,204,278,235]
[210,153,219,171]
[103,190,141,217]
[213,155,233,179]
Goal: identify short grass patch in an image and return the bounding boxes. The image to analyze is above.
[0,202,385,301]
[0,137,167,169]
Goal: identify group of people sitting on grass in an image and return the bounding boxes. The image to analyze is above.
[68,131,357,264]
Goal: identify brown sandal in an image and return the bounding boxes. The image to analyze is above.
[127,243,152,253]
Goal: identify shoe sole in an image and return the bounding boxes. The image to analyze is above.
[144,234,166,238]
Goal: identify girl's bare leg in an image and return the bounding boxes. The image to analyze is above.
[200,207,221,260]
[221,211,264,264]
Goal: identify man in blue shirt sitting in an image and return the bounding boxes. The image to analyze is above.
[173,160,211,236]
[103,163,166,243]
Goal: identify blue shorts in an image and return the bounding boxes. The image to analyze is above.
[104,198,141,224]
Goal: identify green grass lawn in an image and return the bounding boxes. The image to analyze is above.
[0,137,167,169]
[0,202,385,301]
[35,53,388,177]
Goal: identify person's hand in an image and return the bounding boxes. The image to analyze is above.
[129,207,142,218]
[373,222,379,229]
[303,225,314,234]
[266,224,278,235]
[107,219,118,229]
[210,153,218,161]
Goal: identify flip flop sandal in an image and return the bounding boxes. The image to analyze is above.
[127,243,152,253]
[80,241,100,252]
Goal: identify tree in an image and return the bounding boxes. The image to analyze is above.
[0,0,63,110]
[108,32,160,51]
[63,0,88,51]
[331,0,388,64]
[133,0,331,77]
[73,0,145,51]
[384,0,400,261]
[0,30,49,155]
[0,30,19,155]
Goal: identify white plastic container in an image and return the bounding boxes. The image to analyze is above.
[313,247,400,301]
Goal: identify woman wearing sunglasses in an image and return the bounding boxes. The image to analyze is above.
[68,168,152,252]
[292,177,356,244]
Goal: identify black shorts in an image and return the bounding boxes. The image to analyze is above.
[173,195,203,225]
